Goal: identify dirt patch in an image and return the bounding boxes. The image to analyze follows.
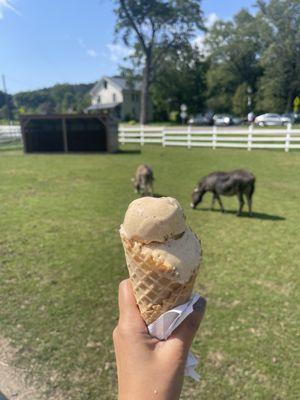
[0,337,41,400]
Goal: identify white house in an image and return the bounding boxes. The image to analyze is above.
[87,76,152,121]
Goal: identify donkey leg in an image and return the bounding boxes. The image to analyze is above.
[216,194,225,213]
[211,193,216,210]
[246,195,253,216]
[237,192,245,216]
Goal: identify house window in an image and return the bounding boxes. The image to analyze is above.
[103,80,107,89]
[98,96,101,104]
[131,93,135,102]
[113,93,116,103]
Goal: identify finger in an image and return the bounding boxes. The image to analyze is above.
[166,297,206,354]
[117,279,147,333]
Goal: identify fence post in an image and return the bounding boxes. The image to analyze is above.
[119,126,124,145]
[187,125,191,149]
[140,124,144,146]
[285,123,291,152]
[247,124,253,151]
[162,127,166,147]
[212,126,217,149]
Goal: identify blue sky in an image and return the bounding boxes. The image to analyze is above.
[0,0,255,94]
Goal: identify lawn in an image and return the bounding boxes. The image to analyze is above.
[0,146,299,400]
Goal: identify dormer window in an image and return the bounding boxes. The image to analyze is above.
[103,80,107,89]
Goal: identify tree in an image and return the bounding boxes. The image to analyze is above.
[232,83,249,116]
[114,0,205,123]
[205,10,262,114]
[13,83,94,115]
[255,0,300,112]
[150,43,208,120]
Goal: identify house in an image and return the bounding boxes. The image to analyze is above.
[87,76,152,121]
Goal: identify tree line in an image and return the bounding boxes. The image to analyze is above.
[0,83,93,122]
[2,0,299,123]
[115,0,300,122]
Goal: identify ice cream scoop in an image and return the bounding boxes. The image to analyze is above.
[120,196,201,324]
[122,196,186,244]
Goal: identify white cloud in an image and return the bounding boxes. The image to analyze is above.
[77,38,99,58]
[191,13,219,57]
[192,34,210,57]
[86,49,98,58]
[206,12,219,28]
[0,0,20,19]
[106,43,133,62]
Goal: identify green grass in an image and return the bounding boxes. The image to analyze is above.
[0,146,299,399]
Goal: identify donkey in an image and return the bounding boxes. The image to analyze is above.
[132,164,154,196]
[191,169,255,216]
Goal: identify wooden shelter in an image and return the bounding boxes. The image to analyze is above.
[20,114,118,153]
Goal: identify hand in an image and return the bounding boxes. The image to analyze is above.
[113,279,206,400]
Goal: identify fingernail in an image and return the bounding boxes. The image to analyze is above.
[193,297,206,314]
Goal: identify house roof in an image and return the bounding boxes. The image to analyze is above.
[109,76,142,91]
[90,76,142,96]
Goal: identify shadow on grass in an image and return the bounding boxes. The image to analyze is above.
[137,193,165,198]
[194,207,286,221]
[117,149,141,155]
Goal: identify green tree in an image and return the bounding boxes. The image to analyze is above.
[62,92,74,113]
[255,0,300,112]
[150,43,208,120]
[114,0,205,123]
[13,83,94,115]
[232,83,249,116]
[205,9,261,114]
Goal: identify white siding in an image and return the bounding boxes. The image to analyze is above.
[91,79,123,104]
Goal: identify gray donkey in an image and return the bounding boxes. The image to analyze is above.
[132,164,154,196]
[191,169,255,216]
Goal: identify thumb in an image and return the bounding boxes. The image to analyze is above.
[164,297,206,355]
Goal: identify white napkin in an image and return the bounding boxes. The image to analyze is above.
[148,293,201,381]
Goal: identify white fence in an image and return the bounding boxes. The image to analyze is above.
[0,125,22,145]
[118,125,300,151]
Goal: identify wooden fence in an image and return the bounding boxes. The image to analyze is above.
[0,125,22,145]
[118,125,300,151]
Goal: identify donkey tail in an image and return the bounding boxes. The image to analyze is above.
[249,177,256,198]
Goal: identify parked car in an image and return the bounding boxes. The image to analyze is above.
[282,113,295,124]
[212,114,243,126]
[254,113,292,126]
[213,114,232,126]
[293,113,300,123]
[188,113,213,126]
[231,116,244,125]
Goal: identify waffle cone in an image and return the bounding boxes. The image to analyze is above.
[121,234,198,325]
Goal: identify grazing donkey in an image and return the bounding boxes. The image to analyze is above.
[132,164,154,196]
[191,169,255,216]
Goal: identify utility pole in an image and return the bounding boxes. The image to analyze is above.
[2,74,12,123]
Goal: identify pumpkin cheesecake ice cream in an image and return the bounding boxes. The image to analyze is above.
[120,197,201,325]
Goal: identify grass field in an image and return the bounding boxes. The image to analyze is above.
[0,146,299,399]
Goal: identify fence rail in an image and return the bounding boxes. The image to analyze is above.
[118,125,300,151]
[0,125,22,146]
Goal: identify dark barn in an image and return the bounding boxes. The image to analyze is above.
[21,114,118,153]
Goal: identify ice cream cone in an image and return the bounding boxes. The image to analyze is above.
[120,197,201,325]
